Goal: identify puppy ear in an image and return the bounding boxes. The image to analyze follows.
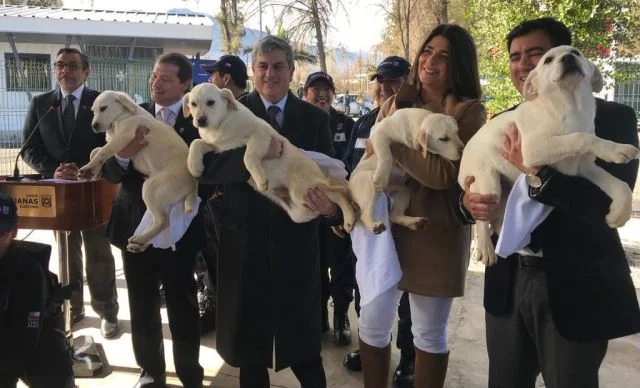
[523,69,538,101]
[413,130,428,158]
[590,63,604,93]
[222,88,238,111]
[182,93,191,118]
[115,92,139,113]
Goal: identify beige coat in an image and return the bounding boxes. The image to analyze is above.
[377,85,486,297]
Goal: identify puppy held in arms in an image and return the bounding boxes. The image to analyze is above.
[78,91,198,253]
[349,108,463,234]
[184,83,356,232]
[458,45,640,266]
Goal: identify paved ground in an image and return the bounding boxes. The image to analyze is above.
[15,219,640,387]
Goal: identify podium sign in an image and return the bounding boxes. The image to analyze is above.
[0,176,117,230]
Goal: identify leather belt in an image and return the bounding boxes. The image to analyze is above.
[518,254,545,270]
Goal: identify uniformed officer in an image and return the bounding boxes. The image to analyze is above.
[0,193,75,388]
[303,71,355,345]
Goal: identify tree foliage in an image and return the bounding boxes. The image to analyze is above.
[465,0,640,114]
[216,0,246,55]
[7,0,63,7]
[265,22,318,66]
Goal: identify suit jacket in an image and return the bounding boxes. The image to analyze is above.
[484,99,640,341]
[198,90,333,370]
[22,87,104,177]
[101,101,201,250]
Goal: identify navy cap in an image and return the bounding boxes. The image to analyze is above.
[201,55,249,86]
[304,71,335,92]
[0,193,17,232]
[370,56,411,81]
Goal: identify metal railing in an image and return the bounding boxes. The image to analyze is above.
[0,57,153,176]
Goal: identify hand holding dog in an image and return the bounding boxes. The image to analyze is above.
[262,136,284,160]
[117,126,149,159]
[304,187,338,216]
[499,122,540,175]
[462,176,499,222]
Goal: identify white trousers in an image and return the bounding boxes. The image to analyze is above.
[358,286,453,354]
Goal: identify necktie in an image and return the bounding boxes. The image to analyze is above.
[267,105,281,131]
[158,107,174,126]
[61,94,76,140]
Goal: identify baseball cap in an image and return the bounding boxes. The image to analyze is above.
[304,71,335,92]
[0,193,17,232]
[370,56,411,81]
[201,55,248,86]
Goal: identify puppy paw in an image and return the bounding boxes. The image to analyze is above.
[187,155,204,177]
[601,143,640,164]
[476,241,497,266]
[372,174,388,192]
[407,217,428,231]
[127,236,150,253]
[606,197,632,228]
[257,179,269,192]
[371,222,387,234]
[77,164,101,180]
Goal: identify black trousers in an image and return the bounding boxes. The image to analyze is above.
[319,227,354,323]
[55,224,119,318]
[486,266,608,388]
[122,223,204,388]
[239,357,326,388]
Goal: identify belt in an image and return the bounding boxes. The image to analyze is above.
[518,254,545,270]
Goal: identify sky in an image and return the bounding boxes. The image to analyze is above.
[63,0,387,52]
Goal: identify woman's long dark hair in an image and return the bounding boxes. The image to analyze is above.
[409,24,482,101]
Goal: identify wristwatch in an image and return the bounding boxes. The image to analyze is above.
[526,172,542,188]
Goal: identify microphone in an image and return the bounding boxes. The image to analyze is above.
[6,100,60,181]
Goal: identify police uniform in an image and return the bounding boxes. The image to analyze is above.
[0,240,74,388]
[319,107,355,342]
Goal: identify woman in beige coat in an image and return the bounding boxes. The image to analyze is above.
[356,24,486,387]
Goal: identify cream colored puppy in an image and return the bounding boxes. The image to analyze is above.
[349,108,463,234]
[459,46,640,265]
[78,91,198,253]
[184,83,356,232]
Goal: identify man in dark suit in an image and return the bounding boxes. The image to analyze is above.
[100,52,204,388]
[461,18,640,387]
[21,47,119,339]
[198,35,341,387]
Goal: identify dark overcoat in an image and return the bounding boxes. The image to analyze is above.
[198,90,333,370]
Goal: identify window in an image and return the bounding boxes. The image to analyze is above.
[4,53,51,92]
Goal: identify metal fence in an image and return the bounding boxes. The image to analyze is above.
[0,57,153,176]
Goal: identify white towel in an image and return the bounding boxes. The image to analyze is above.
[495,174,553,257]
[133,196,202,251]
[302,150,348,182]
[351,192,402,307]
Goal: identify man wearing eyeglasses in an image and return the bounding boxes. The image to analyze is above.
[21,47,120,340]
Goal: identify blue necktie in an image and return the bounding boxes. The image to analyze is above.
[267,105,281,131]
[62,94,76,139]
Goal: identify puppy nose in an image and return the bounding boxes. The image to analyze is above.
[561,54,576,65]
[197,117,207,127]
[92,122,100,130]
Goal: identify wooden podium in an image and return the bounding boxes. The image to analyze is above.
[0,175,118,377]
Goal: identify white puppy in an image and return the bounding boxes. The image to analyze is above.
[184,83,356,232]
[349,108,464,234]
[78,91,198,253]
[458,45,640,265]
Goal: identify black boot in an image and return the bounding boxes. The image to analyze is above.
[332,311,352,346]
[392,348,415,387]
[342,349,362,371]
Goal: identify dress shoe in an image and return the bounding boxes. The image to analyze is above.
[343,348,362,371]
[392,348,415,387]
[101,315,120,339]
[133,371,166,388]
[332,314,352,346]
[70,308,85,326]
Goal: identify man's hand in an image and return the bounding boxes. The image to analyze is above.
[499,122,540,175]
[262,136,284,160]
[53,162,78,180]
[304,187,338,216]
[117,126,149,159]
[462,176,499,222]
[362,139,374,160]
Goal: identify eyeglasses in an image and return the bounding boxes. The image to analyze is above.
[55,62,81,71]
[376,76,404,85]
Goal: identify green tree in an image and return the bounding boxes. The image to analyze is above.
[265,22,318,66]
[465,0,640,114]
[216,0,246,55]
